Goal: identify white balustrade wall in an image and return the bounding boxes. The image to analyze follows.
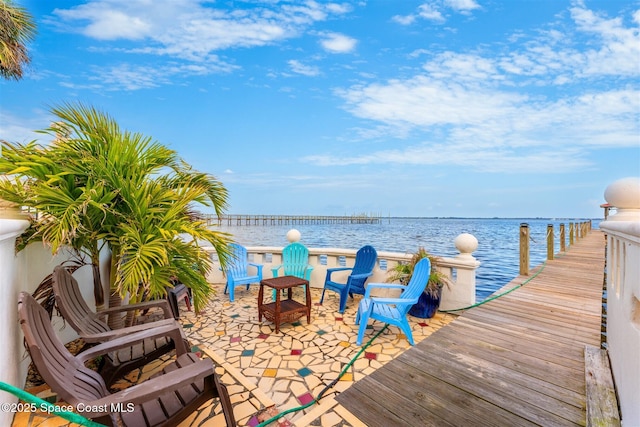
[0,217,29,427]
[599,177,640,426]
[204,233,481,312]
[0,215,480,426]
[0,213,98,426]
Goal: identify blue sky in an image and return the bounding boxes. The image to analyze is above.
[1,0,639,219]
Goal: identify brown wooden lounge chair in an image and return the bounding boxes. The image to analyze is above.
[51,265,185,386]
[18,291,236,427]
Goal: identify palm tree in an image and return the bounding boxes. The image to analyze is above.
[0,102,232,313]
[0,0,36,80]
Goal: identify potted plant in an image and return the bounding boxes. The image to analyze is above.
[386,247,451,318]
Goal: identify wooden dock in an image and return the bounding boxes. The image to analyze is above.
[337,230,606,426]
[204,214,382,226]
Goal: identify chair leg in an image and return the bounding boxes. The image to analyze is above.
[229,284,235,302]
[214,374,236,427]
[399,320,415,346]
[356,314,369,346]
[356,299,372,345]
[338,288,350,314]
[184,293,192,311]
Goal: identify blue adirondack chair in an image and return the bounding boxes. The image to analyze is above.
[355,257,431,346]
[271,242,313,298]
[320,245,377,313]
[222,243,263,302]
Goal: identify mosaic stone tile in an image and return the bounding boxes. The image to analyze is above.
[15,284,457,427]
[263,368,278,377]
[297,367,313,377]
[297,392,315,405]
[339,372,353,382]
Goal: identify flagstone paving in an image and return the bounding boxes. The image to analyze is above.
[13,283,456,426]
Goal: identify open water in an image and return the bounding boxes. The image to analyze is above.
[211,217,600,302]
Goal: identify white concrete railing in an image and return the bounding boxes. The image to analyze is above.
[205,232,481,311]
[0,216,29,427]
[599,177,640,426]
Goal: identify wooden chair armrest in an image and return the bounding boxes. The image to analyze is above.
[368,297,411,305]
[77,323,187,363]
[248,263,264,275]
[349,271,373,280]
[327,267,352,273]
[364,283,406,297]
[77,359,215,418]
[96,299,173,320]
[80,318,178,342]
[325,267,353,281]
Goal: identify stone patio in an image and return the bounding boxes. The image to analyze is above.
[13,283,456,426]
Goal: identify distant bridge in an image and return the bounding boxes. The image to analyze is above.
[204,214,382,226]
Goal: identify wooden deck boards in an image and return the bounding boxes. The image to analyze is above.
[337,230,605,426]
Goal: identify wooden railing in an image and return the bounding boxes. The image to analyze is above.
[519,220,592,275]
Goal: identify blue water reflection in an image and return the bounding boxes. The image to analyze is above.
[211,218,599,302]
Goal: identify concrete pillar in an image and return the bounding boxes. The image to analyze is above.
[0,213,30,427]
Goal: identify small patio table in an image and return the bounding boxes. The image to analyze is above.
[258,276,311,333]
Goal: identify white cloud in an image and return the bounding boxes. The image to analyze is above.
[391,14,417,26]
[326,3,640,174]
[444,0,481,14]
[0,110,55,145]
[393,0,480,25]
[417,4,445,22]
[63,61,238,92]
[288,59,321,76]
[50,0,351,60]
[569,3,640,77]
[319,32,357,53]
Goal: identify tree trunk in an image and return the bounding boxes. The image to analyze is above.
[107,291,125,330]
[92,262,105,310]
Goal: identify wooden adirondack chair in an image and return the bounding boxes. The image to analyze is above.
[355,257,431,346]
[271,242,313,299]
[18,292,235,427]
[51,265,184,386]
[271,242,313,280]
[320,245,377,313]
[222,243,263,302]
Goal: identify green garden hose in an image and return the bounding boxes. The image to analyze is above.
[0,381,103,427]
[255,325,389,427]
[440,259,549,313]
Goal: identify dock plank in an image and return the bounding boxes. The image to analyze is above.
[337,230,605,426]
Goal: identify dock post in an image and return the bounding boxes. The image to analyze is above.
[560,223,566,252]
[547,224,554,260]
[520,223,530,275]
[569,222,575,246]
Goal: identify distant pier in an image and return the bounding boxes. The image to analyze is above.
[205,214,381,226]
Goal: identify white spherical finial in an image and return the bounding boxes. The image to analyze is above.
[604,177,640,221]
[286,229,301,242]
[455,233,478,259]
